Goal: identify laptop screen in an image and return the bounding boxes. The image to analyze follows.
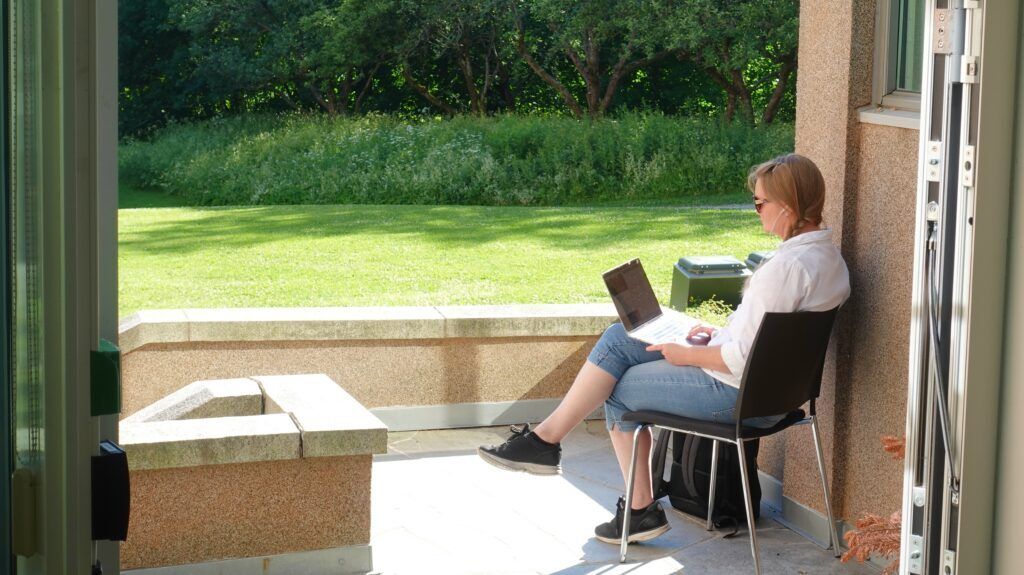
[602,259,662,332]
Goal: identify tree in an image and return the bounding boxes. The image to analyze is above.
[171,0,388,115]
[122,0,800,126]
[302,0,404,115]
[512,0,680,119]
[118,0,198,136]
[666,0,799,124]
[389,0,518,116]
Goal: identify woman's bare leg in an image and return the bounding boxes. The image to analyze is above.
[532,361,616,444]
[610,427,654,509]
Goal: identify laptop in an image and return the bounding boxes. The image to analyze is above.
[602,258,700,345]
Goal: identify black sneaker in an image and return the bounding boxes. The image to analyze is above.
[594,496,671,544]
[477,424,562,475]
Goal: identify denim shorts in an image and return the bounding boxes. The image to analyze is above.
[587,323,783,432]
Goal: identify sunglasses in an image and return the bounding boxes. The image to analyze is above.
[753,197,771,214]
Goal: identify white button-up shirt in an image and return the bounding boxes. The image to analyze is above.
[704,229,851,388]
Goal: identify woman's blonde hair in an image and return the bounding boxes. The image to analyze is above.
[747,153,826,237]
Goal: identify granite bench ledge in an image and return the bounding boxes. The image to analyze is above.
[120,374,388,471]
[255,374,388,458]
[118,304,620,354]
[121,378,263,424]
[120,413,300,471]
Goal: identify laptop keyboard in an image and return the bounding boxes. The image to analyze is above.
[635,321,688,343]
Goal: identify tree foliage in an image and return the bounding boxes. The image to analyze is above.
[118,0,799,137]
[664,0,799,124]
[511,0,684,118]
[118,0,199,136]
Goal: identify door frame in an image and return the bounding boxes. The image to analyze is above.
[1,0,11,567]
[900,1,1022,573]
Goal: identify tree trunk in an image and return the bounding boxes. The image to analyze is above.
[515,24,584,118]
[760,58,796,125]
[279,88,300,111]
[738,92,755,124]
[497,60,516,112]
[402,62,458,116]
[584,30,601,117]
[729,69,755,124]
[337,73,354,115]
[308,83,335,115]
[456,45,485,116]
[354,63,381,115]
[600,48,672,115]
[562,28,604,118]
[702,66,737,123]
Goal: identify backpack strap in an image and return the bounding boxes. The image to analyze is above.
[681,435,701,498]
[651,428,672,499]
[713,516,741,538]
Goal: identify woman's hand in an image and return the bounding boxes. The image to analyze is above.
[647,341,731,374]
[645,342,690,366]
[687,324,715,338]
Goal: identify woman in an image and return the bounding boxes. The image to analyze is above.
[478,153,850,544]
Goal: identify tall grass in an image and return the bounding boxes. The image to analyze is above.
[120,113,793,206]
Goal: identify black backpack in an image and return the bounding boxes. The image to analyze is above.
[651,429,761,534]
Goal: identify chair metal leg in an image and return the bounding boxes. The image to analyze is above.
[810,415,842,557]
[619,425,646,563]
[707,439,719,531]
[736,439,762,575]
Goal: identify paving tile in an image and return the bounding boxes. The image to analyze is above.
[370,425,876,575]
[665,527,877,575]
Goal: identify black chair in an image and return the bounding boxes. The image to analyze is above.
[618,308,842,573]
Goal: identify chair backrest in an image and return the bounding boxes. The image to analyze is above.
[734,307,840,422]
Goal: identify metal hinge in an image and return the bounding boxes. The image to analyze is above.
[960,145,976,188]
[913,485,928,507]
[907,487,927,573]
[960,55,978,84]
[908,534,925,574]
[12,468,37,557]
[944,550,957,574]
[926,141,944,182]
[933,9,952,54]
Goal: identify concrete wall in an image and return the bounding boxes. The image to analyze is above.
[122,455,371,570]
[117,306,621,425]
[785,0,918,522]
[835,125,918,519]
[120,375,387,571]
[121,337,594,419]
[118,305,796,483]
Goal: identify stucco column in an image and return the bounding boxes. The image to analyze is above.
[789,0,876,518]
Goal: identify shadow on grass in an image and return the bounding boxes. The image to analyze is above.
[118,204,757,256]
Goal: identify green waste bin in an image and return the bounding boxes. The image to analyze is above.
[670,255,751,311]
[745,251,775,271]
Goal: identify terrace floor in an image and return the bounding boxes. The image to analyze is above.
[371,421,879,575]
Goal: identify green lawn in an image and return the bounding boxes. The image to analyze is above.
[118,198,775,319]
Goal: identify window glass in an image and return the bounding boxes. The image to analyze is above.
[895,0,925,93]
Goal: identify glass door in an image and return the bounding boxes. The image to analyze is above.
[1,0,10,570]
[9,1,45,572]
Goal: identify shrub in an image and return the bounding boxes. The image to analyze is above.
[120,112,794,206]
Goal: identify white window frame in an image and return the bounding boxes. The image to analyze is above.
[861,0,923,129]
